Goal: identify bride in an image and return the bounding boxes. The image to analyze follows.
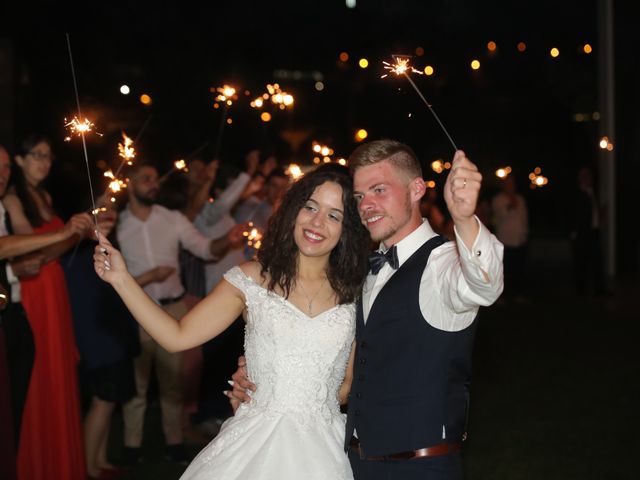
[94,164,370,479]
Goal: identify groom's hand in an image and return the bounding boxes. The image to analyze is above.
[225,356,256,412]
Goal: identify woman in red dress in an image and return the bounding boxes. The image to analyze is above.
[3,135,92,480]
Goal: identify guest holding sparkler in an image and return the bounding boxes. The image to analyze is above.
[62,201,139,480]
[2,134,93,480]
[0,143,92,480]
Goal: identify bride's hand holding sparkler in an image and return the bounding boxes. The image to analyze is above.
[93,234,128,286]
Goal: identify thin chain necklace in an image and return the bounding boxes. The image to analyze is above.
[297,277,328,314]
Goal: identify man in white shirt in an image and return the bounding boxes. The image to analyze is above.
[491,175,529,304]
[116,161,245,464]
[344,140,503,480]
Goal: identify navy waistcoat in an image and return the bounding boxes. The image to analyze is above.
[345,235,477,456]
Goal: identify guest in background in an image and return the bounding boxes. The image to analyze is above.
[491,174,529,304]
[3,134,92,480]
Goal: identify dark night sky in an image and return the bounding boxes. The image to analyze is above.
[2,0,638,272]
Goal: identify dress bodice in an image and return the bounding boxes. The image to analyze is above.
[224,266,355,426]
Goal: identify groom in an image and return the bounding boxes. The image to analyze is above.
[232,140,503,479]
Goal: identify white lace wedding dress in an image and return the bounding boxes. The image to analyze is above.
[180,266,355,480]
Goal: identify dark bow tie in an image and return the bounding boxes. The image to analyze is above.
[368,246,399,274]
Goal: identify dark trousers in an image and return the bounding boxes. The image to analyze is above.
[2,303,35,446]
[348,447,463,480]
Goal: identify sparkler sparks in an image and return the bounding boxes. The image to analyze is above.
[103,170,128,194]
[91,207,108,215]
[211,83,239,158]
[243,222,263,250]
[381,55,459,151]
[65,33,99,234]
[158,159,189,184]
[118,133,136,165]
[213,84,238,106]
[250,83,294,110]
[63,116,102,142]
[381,57,423,78]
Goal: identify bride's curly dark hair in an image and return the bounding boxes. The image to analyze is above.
[257,163,370,304]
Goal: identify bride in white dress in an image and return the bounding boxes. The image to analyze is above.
[93,164,370,479]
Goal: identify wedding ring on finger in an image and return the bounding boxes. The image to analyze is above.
[462,178,467,188]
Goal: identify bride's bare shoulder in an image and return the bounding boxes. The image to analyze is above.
[239,261,268,287]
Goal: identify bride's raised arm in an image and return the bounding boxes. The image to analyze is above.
[94,234,245,353]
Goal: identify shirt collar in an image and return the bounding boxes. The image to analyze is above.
[378,219,438,268]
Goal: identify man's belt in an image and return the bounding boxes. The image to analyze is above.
[349,436,460,461]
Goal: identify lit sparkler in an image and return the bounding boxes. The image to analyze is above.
[158,159,189,184]
[381,57,423,78]
[65,33,99,233]
[91,206,108,215]
[110,131,137,180]
[382,55,458,151]
[119,132,136,163]
[250,83,294,110]
[243,222,263,250]
[211,84,238,158]
[103,170,128,194]
[63,116,102,142]
[286,163,303,180]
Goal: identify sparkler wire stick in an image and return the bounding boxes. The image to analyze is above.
[134,113,153,144]
[401,73,458,151]
[383,55,458,152]
[213,103,229,159]
[185,140,211,161]
[66,33,99,232]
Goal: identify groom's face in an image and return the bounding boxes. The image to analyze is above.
[353,160,413,246]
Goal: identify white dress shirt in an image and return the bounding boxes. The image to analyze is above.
[193,172,251,293]
[194,172,251,232]
[117,204,216,301]
[363,217,504,331]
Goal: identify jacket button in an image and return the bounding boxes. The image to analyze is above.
[356,393,362,398]
[359,341,367,348]
[359,358,366,364]
[355,410,361,416]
